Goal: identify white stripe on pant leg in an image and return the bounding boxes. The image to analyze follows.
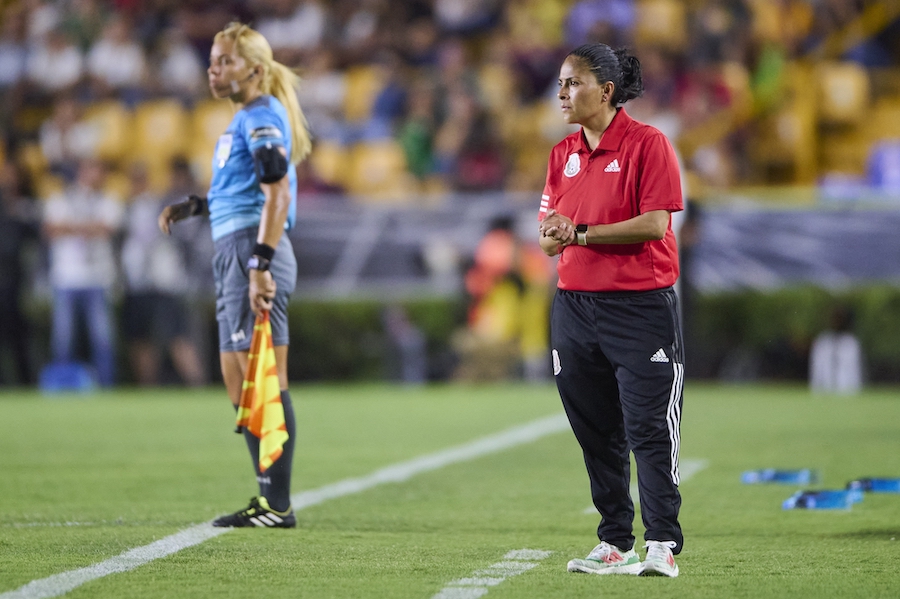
[667,362,683,485]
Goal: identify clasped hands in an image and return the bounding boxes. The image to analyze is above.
[540,209,576,250]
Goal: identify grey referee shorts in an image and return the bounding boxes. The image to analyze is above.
[212,226,297,352]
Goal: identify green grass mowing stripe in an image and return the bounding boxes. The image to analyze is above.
[0,413,569,599]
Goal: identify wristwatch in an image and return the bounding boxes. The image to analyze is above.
[575,224,589,246]
[247,255,271,272]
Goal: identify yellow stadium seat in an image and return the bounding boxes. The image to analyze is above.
[817,61,870,125]
[819,128,871,176]
[309,140,350,187]
[345,140,416,202]
[130,99,190,164]
[635,0,687,51]
[191,99,234,146]
[188,99,235,186]
[83,100,133,163]
[862,96,900,141]
[343,65,385,122]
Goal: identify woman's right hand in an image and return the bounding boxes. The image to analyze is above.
[158,203,192,235]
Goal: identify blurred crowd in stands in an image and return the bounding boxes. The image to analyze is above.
[0,0,898,386]
[2,0,898,198]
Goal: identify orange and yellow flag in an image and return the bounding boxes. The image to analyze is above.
[235,311,288,473]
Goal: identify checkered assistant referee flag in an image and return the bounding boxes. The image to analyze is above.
[235,311,288,473]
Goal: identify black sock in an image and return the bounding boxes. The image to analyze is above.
[242,425,267,498]
[263,390,295,512]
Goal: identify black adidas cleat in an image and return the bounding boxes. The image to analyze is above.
[212,496,296,528]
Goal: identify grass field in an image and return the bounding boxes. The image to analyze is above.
[1,382,899,598]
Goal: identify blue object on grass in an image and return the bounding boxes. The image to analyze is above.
[782,489,863,510]
[741,469,819,485]
[847,478,900,493]
[39,361,97,393]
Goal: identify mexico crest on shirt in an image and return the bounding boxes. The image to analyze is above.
[564,152,581,178]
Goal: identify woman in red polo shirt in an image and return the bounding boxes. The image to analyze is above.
[538,43,684,578]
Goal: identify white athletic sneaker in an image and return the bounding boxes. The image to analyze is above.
[640,540,679,577]
[567,541,643,575]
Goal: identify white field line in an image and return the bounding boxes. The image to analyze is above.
[1,413,570,599]
[582,458,709,514]
[432,549,553,599]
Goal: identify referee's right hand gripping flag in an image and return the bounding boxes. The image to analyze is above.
[235,311,288,473]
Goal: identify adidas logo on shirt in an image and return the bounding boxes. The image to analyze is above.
[650,348,670,363]
[604,159,621,172]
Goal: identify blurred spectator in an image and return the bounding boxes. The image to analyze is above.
[254,0,327,64]
[454,215,553,381]
[85,14,148,103]
[38,95,98,181]
[364,50,409,139]
[400,16,440,67]
[42,158,123,387]
[381,305,427,384]
[172,0,254,64]
[564,0,636,48]
[0,158,40,385]
[296,47,348,142]
[161,157,215,293]
[689,0,752,65]
[24,25,84,97]
[433,83,507,191]
[120,163,206,386]
[398,78,438,181]
[60,0,108,52]
[809,305,864,395]
[433,0,502,37]
[0,6,28,119]
[23,0,61,44]
[148,26,207,102]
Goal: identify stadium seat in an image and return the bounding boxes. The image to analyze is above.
[345,139,416,201]
[635,0,686,51]
[816,61,870,125]
[746,62,817,183]
[82,100,133,163]
[342,64,385,123]
[309,140,350,187]
[188,99,235,186]
[820,128,871,176]
[130,99,190,170]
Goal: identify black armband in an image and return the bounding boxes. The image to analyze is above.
[253,143,289,184]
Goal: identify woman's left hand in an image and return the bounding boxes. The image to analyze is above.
[248,269,276,315]
[540,209,576,245]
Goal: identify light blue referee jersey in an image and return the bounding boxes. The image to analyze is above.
[207,95,297,241]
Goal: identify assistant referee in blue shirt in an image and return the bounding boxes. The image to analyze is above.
[159,22,311,528]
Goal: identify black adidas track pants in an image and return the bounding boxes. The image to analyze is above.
[550,287,684,554]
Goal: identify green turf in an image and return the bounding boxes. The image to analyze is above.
[1,382,899,598]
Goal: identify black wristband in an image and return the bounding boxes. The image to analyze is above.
[188,195,207,216]
[252,243,276,261]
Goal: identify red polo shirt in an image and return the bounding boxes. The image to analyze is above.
[538,108,683,292]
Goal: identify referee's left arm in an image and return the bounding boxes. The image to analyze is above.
[249,146,291,315]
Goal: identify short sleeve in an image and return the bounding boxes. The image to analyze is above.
[243,106,287,153]
[637,133,683,213]
[537,159,555,222]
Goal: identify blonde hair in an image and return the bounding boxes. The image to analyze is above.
[215,22,312,164]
